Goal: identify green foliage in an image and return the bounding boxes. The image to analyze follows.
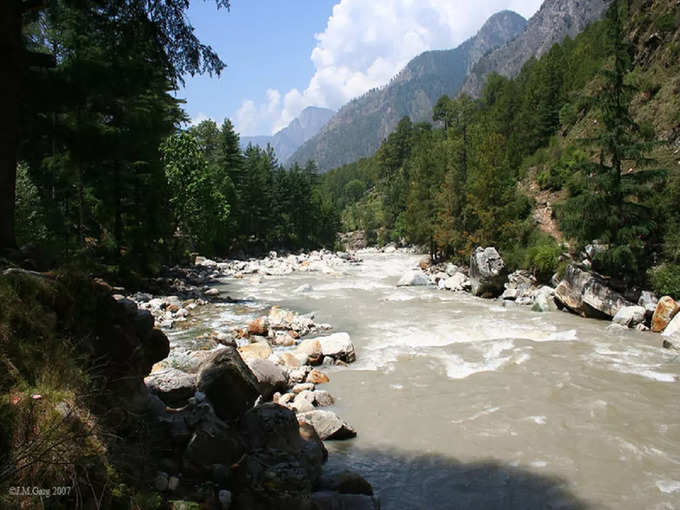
[648,264,680,299]
[15,163,48,245]
[161,133,230,255]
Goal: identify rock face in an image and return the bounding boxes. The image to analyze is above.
[297,410,357,440]
[651,296,680,333]
[461,0,610,97]
[288,10,527,172]
[469,247,506,297]
[554,265,633,319]
[197,347,260,421]
[397,271,430,287]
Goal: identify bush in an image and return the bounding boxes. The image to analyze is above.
[649,263,680,300]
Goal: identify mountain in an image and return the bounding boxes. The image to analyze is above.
[288,10,527,173]
[461,0,611,97]
[240,106,335,163]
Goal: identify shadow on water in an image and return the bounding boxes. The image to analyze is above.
[324,446,599,510]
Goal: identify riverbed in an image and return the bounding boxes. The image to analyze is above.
[172,251,680,509]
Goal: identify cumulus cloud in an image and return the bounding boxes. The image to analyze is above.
[235,0,543,136]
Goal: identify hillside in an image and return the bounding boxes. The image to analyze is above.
[461,0,611,97]
[288,10,527,172]
[241,106,335,163]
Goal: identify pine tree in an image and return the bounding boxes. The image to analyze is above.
[559,0,665,278]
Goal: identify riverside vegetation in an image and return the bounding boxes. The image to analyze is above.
[1,0,680,508]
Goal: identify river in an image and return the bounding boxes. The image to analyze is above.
[171,250,680,509]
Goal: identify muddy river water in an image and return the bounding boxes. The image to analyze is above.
[172,251,680,509]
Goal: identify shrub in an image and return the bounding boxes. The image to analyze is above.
[649,263,680,300]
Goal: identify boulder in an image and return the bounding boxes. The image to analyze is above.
[279,352,301,369]
[469,247,506,297]
[247,358,288,400]
[297,410,357,440]
[554,265,632,319]
[441,272,468,291]
[184,408,244,469]
[317,333,356,363]
[306,369,330,385]
[197,347,260,421]
[292,383,315,394]
[269,306,295,329]
[318,470,374,496]
[612,306,647,328]
[661,313,680,338]
[292,391,316,414]
[396,271,430,287]
[531,286,557,312]
[418,255,432,270]
[238,342,274,363]
[445,263,459,276]
[248,317,269,336]
[651,296,680,333]
[502,270,537,301]
[231,449,314,510]
[145,368,196,407]
[311,492,380,510]
[638,291,659,319]
[205,288,221,297]
[295,339,324,366]
[312,391,335,407]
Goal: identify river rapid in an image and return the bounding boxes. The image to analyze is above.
[173,250,680,509]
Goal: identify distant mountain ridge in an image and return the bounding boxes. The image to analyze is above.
[240,106,335,163]
[288,10,528,172]
[461,0,611,97]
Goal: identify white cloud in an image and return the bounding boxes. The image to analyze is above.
[189,112,214,127]
[234,0,543,136]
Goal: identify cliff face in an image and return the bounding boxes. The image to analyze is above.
[461,0,611,97]
[289,11,527,172]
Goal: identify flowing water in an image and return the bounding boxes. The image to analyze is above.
[173,251,680,509]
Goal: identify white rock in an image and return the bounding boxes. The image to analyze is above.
[612,306,647,328]
[397,271,430,287]
[316,333,356,363]
[662,313,680,338]
[219,489,232,509]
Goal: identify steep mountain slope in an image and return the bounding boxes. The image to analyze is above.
[289,10,527,172]
[241,106,335,163]
[461,0,611,97]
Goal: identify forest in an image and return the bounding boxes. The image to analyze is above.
[319,0,680,295]
[6,0,338,284]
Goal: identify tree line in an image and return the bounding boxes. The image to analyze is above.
[7,0,337,280]
[320,0,679,294]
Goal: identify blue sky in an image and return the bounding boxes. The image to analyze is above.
[179,0,544,137]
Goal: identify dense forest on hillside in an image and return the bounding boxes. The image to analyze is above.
[8,1,337,282]
[319,0,680,294]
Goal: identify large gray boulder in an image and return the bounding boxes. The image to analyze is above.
[469,247,506,297]
[183,407,245,470]
[239,403,325,482]
[197,347,260,421]
[247,358,288,400]
[297,410,357,440]
[554,265,633,319]
[145,368,196,407]
[662,313,680,339]
[612,306,647,328]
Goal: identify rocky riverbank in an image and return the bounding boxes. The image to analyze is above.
[393,245,680,348]
[109,249,379,509]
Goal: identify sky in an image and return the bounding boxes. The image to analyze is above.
[179,0,545,137]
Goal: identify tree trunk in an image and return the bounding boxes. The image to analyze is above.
[0,1,22,251]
